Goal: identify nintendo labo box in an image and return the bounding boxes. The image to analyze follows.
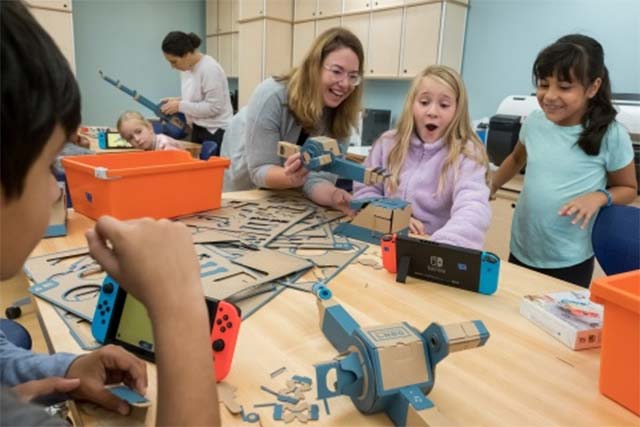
[385,235,500,295]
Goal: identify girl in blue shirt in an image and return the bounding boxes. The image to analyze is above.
[491,34,637,287]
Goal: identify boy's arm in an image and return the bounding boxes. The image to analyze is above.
[490,141,527,197]
[86,217,220,426]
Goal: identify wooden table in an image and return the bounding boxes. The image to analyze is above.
[30,192,640,426]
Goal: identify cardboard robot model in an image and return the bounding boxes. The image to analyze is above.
[312,284,490,427]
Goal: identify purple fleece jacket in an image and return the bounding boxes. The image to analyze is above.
[353,130,491,250]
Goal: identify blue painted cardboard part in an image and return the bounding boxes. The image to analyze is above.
[277,137,389,185]
[311,283,490,426]
[99,70,189,140]
[333,197,411,245]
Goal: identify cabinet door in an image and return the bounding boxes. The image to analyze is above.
[401,3,440,77]
[292,22,316,66]
[294,0,317,20]
[207,35,219,59]
[218,0,234,32]
[265,20,292,77]
[439,2,467,72]
[316,17,341,36]
[238,20,264,107]
[341,13,369,72]
[343,0,370,14]
[368,9,401,77]
[218,34,233,76]
[231,32,239,76]
[318,0,343,17]
[239,0,264,20]
[371,0,402,9]
[30,8,75,71]
[265,0,293,20]
[231,0,239,31]
[206,0,219,34]
[27,0,71,11]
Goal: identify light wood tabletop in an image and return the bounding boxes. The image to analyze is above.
[29,191,639,427]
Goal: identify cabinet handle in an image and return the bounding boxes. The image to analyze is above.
[370,69,373,73]
[375,1,378,5]
[404,69,407,73]
[319,11,322,15]
[312,12,315,16]
[366,3,369,7]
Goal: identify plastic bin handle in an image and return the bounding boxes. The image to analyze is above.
[94,167,121,180]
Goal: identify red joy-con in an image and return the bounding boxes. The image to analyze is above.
[210,300,241,382]
[381,233,397,273]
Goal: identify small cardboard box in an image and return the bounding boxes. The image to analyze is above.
[520,290,603,350]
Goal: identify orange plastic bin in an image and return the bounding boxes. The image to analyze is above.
[590,269,640,415]
[62,151,230,220]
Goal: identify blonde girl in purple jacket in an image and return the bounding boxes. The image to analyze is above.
[353,65,491,250]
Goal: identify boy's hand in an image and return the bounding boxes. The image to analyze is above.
[283,152,309,188]
[160,99,180,115]
[331,188,354,216]
[558,192,608,229]
[12,377,80,403]
[409,217,427,235]
[65,345,148,416]
[85,216,203,314]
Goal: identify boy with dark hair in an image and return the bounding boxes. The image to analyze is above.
[1,3,219,425]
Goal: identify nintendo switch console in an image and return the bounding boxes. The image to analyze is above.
[92,276,240,381]
[381,234,500,295]
[98,130,133,149]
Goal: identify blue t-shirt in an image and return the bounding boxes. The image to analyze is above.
[511,109,634,268]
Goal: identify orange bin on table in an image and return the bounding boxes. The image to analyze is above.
[62,150,230,220]
[590,269,640,415]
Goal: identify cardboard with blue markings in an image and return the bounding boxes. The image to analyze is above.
[312,284,490,427]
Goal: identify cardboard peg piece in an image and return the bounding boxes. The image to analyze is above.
[278,141,300,158]
[218,382,242,414]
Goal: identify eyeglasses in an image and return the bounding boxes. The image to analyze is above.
[322,65,362,87]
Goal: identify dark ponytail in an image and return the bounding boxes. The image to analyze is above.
[161,31,201,57]
[532,34,616,155]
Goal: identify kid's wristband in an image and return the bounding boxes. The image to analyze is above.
[596,188,613,207]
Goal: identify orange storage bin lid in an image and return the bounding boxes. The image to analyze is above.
[590,270,640,314]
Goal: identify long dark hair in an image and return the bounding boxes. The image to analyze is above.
[532,34,616,155]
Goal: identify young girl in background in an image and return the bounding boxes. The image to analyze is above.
[491,34,637,287]
[353,65,491,250]
[117,111,185,151]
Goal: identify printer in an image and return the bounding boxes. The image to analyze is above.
[487,94,640,191]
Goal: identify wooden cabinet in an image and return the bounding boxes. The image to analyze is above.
[218,0,238,32]
[206,35,219,58]
[238,19,292,106]
[343,0,370,14]
[27,4,75,72]
[206,0,219,34]
[26,0,71,11]
[400,2,440,76]
[367,8,402,77]
[240,0,293,21]
[439,1,467,71]
[292,17,341,66]
[292,21,316,66]
[206,0,240,77]
[295,0,342,20]
[341,13,369,69]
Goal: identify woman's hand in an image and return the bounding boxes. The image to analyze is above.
[283,152,309,188]
[331,189,354,216]
[558,192,608,229]
[160,99,181,115]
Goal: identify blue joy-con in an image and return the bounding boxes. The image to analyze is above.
[98,131,107,149]
[91,275,119,343]
[478,251,500,295]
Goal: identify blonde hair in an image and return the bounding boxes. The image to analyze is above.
[387,65,489,194]
[275,27,364,139]
[116,111,150,134]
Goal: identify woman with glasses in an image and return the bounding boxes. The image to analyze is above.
[221,27,364,214]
